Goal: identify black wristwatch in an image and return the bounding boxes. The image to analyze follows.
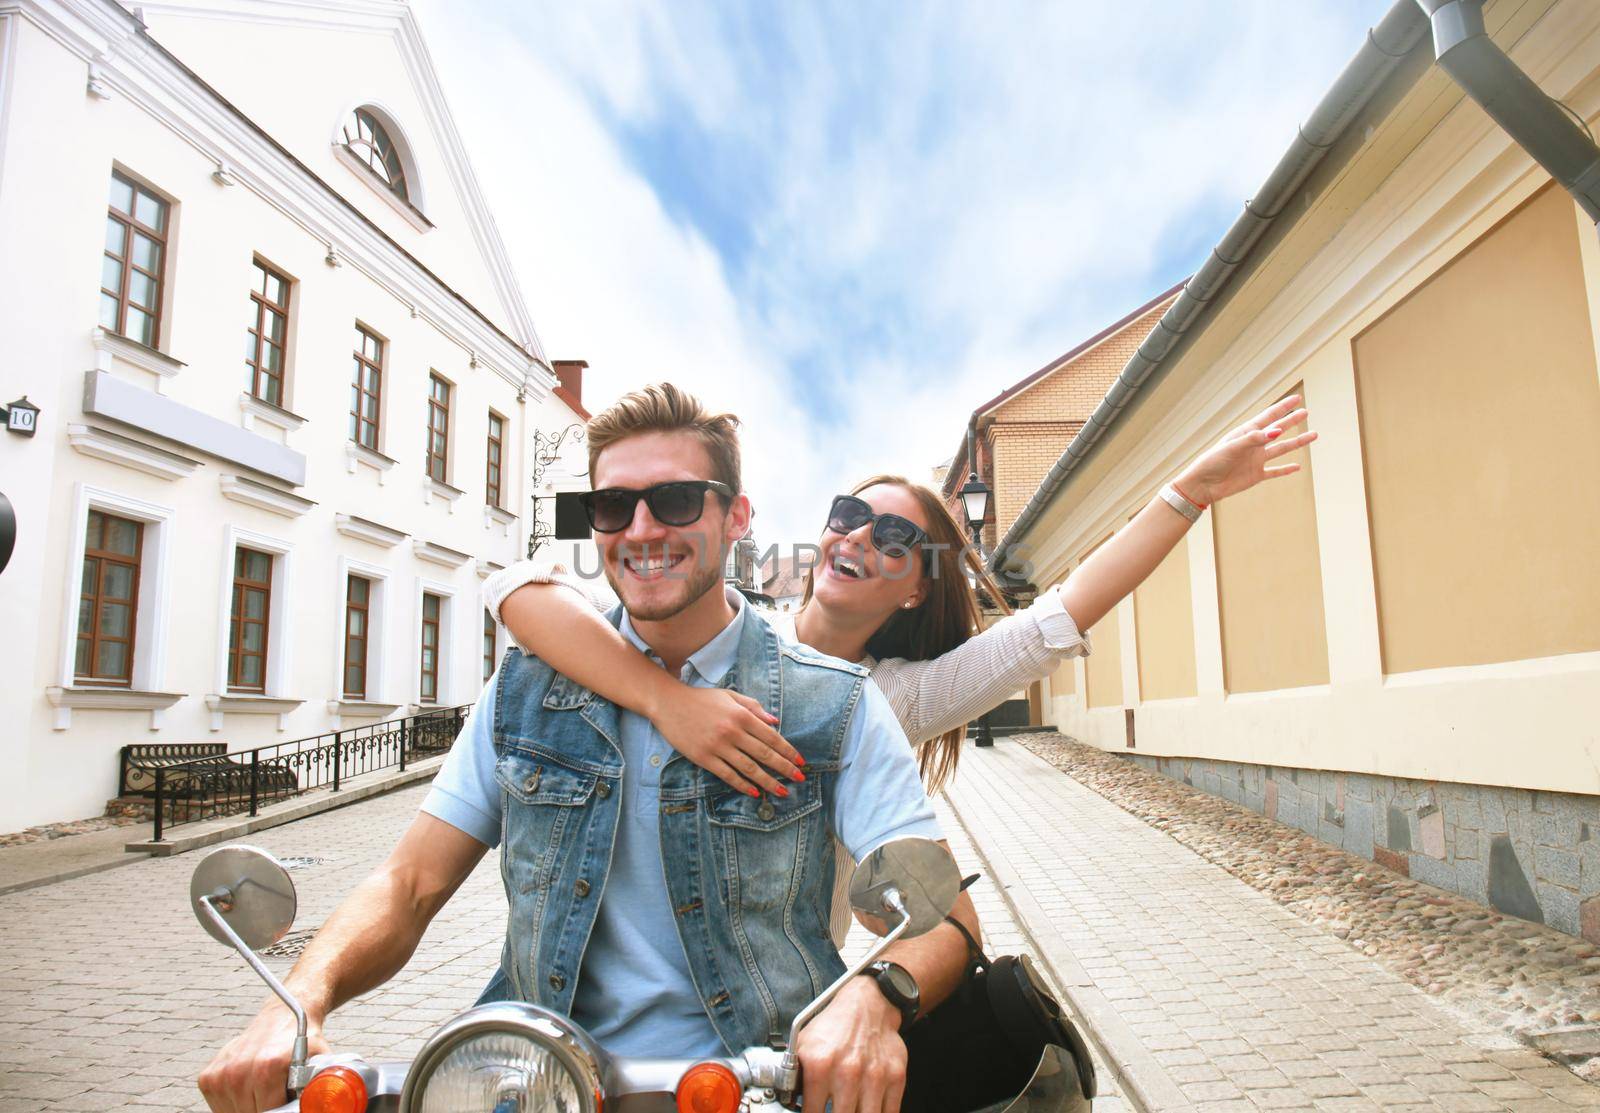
[864,960,920,1033]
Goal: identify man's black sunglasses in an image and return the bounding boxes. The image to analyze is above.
[826,494,929,559]
[578,480,734,533]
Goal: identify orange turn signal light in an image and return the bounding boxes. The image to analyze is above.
[675,1061,742,1113]
[299,1065,368,1113]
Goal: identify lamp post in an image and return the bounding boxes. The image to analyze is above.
[957,471,995,748]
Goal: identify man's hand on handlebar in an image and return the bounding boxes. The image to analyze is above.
[793,975,907,1113]
[198,1000,330,1113]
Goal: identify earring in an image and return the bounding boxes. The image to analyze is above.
[902,601,916,610]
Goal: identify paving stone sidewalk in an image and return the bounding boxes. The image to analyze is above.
[1017,734,1600,1069]
[943,740,1600,1111]
[0,778,1125,1111]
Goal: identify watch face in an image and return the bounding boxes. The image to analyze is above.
[883,964,917,1000]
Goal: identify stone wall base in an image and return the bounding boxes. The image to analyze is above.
[1127,753,1600,944]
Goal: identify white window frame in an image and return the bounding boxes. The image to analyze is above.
[52,485,178,726]
[415,576,457,707]
[215,525,295,699]
[329,100,430,230]
[482,604,502,684]
[335,556,392,705]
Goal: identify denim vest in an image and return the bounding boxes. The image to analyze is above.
[489,606,868,1053]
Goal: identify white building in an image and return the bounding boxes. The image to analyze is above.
[0,0,593,829]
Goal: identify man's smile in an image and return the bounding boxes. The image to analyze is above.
[621,549,692,581]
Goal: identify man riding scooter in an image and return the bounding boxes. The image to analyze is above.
[200,383,986,1113]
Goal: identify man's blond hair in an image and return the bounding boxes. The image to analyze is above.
[586,382,742,494]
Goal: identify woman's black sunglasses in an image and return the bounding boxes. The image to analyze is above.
[578,480,734,533]
[825,494,929,559]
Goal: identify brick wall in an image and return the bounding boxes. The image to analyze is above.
[985,294,1177,548]
[990,423,1082,544]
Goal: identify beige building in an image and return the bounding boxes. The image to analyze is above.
[0,0,592,829]
[994,0,1600,942]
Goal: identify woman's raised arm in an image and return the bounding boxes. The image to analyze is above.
[876,396,1315,745]
[1058,394,1314,632]
[486,561,804,796]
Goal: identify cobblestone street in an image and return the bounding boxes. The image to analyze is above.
[0,778,1124,1112]
[6,737,1600,1111]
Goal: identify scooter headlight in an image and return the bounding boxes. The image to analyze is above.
[399,1002,606,1113]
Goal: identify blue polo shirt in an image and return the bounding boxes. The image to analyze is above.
[422,592,942,1057]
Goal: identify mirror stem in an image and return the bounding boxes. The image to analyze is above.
[199,889,315,1094]
[779,888,911,1092]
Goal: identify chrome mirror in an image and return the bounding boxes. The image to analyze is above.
[848,836,961,938]
[779,837,963,1096]
[190,845,297,950]
[190,845,313,1094]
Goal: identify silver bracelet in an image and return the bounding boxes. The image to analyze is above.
[1159,483,1203,524]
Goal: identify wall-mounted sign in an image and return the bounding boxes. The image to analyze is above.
[4,396,39,437]
[554,491,589,540]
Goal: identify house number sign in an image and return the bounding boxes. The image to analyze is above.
[3,396,39,437]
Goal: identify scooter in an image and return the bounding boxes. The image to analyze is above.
[190,837,1093,1113]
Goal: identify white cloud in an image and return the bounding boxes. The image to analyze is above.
[414,0,1392,549]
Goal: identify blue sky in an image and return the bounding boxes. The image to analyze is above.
[417,0,1393,547]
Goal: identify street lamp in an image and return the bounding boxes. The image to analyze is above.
[957,472,995,749]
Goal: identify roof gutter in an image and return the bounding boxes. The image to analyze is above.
[990,0,1428,574]
[1417,0,1600,227]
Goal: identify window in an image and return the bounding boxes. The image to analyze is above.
[76,510,143,686]
[101,171,169,347]
[342,108,409,202]
[485,411,504,507]
[246,260,291,406]
[228,547,274,692]
[344,575,371,698]
[420,592,442,703]
[483,608,496,682]
[351,326,383,450]
[426,374,450,482]
[60,488,177,706]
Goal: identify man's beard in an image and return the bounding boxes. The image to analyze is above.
[605,548,726,623]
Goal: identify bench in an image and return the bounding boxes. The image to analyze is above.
[118,743,298,800]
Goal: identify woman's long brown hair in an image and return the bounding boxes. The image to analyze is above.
[800,474,1012,792]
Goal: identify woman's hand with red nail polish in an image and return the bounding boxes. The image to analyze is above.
[652,687,804,798]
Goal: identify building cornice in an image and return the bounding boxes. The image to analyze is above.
[92,326,186,383]
[67,422,202,480]
[220,473,316,518]
[413,538,470,568]
[335,512,406,547]
[9,0,557,400]
[45,685,185,730]
[239,391,308,433]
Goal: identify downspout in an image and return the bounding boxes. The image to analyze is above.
[991,0,1428,575]
[1417,0,1600,229]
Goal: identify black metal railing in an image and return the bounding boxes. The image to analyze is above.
[135,704,468,841]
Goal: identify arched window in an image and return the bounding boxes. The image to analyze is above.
[342,107,410,203]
